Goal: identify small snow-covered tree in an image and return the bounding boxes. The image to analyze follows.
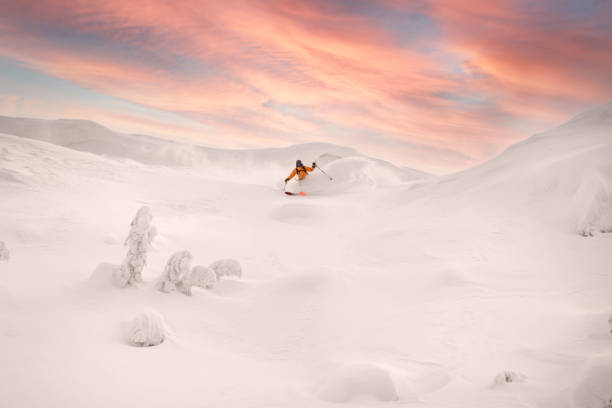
[113,206,155,287]
[157,250,192,293]
[127,309,166,347]
[180,266,217,295]
[209,258,242,279]
[493,370,526,386]
[608,315,612,333]
[0,241,9,261]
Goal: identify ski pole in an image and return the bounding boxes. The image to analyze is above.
[315,165,333,180]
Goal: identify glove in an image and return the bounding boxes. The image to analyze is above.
[312,162,317,168]
[284,178,290,182]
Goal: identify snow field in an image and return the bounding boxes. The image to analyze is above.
[572,357,612,408]
[1,103,612,407]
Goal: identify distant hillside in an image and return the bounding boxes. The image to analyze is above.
[0,116,428,184]
[397,101,612,235]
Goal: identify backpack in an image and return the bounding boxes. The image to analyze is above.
[296,166,308,177]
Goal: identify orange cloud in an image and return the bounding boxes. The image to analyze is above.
[0,0,610,174]
[431,1,612,106]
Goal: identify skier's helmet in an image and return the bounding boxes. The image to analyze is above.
[296,160,303,167]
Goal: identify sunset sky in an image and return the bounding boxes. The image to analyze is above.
[0,0,610,173]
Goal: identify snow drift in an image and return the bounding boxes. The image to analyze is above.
[314,363,399,403]
[89,263,119,289]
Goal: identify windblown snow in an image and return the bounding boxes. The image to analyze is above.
[0,103,611,408]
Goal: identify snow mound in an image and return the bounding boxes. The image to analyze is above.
[89,262,119,289]
[293,156,424,195]
[126,309,167,347]
[182,265,217,295]
[209,258,242,279]
[0,241,9,261]
[157,250,193,293]
[410,369,451,395]
[493,370,526,386]
[573,357,612,408]
[315,363,399,403]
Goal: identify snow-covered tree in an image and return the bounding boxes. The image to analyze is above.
[493,370,526,386]
[180,265,217,295]
[608,315,612,333]
[113,206,155,288]
[0,241,9,261]
[209,258,242,279]
[157,250,192,293]
[127,309,166,347]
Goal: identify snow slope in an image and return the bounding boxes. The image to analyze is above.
[0,115,428,185]
[0,103,611,408]
[385,101,612,235]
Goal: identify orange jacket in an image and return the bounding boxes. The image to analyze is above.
[287,166,314,181]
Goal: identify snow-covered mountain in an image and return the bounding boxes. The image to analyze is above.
[0,115,428,186]
[472,101,612,235]
[384,101,612,236]
[0,103,611,408]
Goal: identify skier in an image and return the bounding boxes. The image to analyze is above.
[284,160,316,196]
[285,159,316,183]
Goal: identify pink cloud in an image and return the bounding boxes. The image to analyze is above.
[0,0,610,173]
[431,1,612,105]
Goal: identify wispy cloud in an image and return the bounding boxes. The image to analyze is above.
[0,0,610,173]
